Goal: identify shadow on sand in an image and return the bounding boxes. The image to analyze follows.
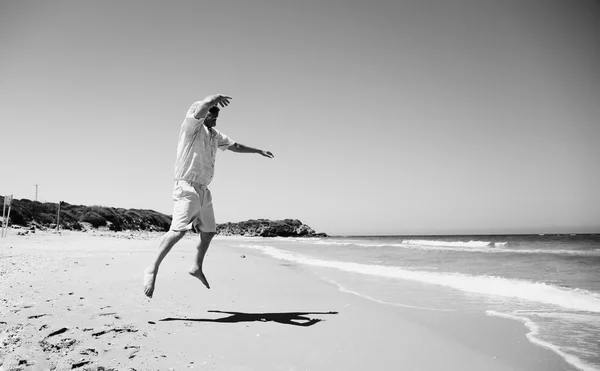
[160,310,338,327]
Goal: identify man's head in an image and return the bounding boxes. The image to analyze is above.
[204,106,220,128]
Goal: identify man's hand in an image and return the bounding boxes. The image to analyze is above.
[195,95,233,120]
[260,150,274,158]
[213,95,232,107]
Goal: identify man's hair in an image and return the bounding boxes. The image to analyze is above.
[209,106,220,116]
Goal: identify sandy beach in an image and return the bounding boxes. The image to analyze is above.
[0,230,576,371]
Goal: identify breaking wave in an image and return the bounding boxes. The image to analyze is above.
[314,240,598,256]
[402,239,505,248]
[237,244,600,314]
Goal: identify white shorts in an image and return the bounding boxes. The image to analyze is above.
[170,180,216,233]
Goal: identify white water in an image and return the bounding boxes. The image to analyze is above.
[487,310,600,371]
[314,240,600,256]
[238,243,600,314]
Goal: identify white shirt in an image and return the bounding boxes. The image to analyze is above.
[173,103,235,185]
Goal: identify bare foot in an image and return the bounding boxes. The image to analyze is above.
[188,268,210,289]
[143,267,157,298]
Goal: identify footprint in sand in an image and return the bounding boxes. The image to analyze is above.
[125,345,141,359]
[1,324,24,353]
[79,348,99,356]
[39,336,78,354]
[98,312,122,320]
[47,327,68,338]
[91,325,139,338]
[70,360,92,369]
[27,314,49,319]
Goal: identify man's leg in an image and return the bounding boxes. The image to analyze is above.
[188,231,215,289]
[143,229,186,298]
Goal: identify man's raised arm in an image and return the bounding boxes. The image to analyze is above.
[193,94,232,119]
[228,143,274,158]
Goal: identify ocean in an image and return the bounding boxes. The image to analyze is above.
[232,234,600,371]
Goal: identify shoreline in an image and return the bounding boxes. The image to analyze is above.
[1,231,576,370]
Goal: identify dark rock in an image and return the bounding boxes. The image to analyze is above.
[216,219,326,238]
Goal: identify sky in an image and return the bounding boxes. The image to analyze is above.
[1,0,599,236]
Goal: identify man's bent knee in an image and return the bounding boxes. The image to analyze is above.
[166,229,187,241]
[200,231,216,241]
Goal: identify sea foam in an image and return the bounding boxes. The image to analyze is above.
[315,240,598,256]
[316,239,503,248]
[486,310,599,371]
[401,239,503,248]
[238,244,600,314]
[326,279,454,312]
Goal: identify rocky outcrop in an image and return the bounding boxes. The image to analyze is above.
[217,219,327,238]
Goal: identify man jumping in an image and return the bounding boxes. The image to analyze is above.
[144,94,274,298]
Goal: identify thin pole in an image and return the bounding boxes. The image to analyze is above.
[3,195,12,238]
[1,197,6,238]
[56,201,61,233]
[35,184,38,202]
[5,204,11,237]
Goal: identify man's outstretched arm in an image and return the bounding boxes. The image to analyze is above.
[227,143,274,158]
[194,94,232,120]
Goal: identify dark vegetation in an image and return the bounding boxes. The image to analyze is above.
[0,196,171,232]
[0,196,326,237]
